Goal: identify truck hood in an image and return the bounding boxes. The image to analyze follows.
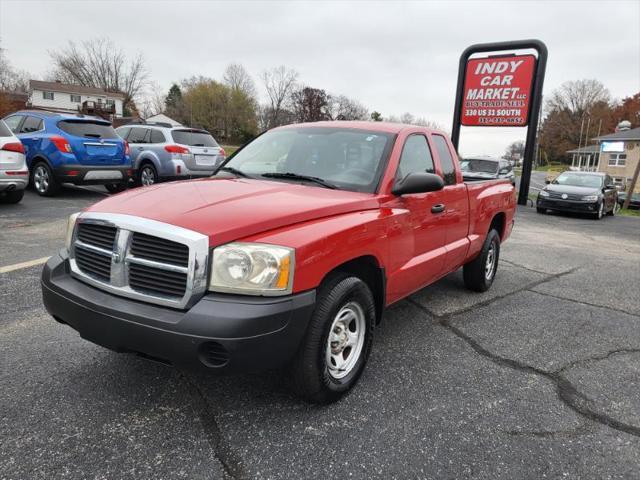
[86,178,380,246]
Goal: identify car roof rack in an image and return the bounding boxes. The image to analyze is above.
[123,119,174,129]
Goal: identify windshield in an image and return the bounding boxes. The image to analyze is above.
[172,129,218,147]
[460,159,499,174]
[221,127,394,193]
[553,173,603,188]
[57,120,118,139]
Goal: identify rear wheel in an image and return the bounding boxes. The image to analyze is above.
[289,274,375,404]
[138,163,158,187]
[31,162,60,197]
[0,189,24,204]
[608,201,620,216]
[463,229,500,292]
[105,183,127,194]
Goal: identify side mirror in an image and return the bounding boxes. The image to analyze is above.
[392,172,444,196]
[545,180,551,184]
[605,184,616,190]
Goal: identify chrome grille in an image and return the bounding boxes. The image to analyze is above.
[74,244,111,281]
[68,213,209,309]
[130,232,189,267]
[129,263,188,297]
[547,191,583,201]
[76,223,117,250]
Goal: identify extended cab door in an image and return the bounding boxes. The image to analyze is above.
[430,134,471,272]
[386,133,447,300]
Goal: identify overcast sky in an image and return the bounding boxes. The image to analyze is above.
[1,0,639,155]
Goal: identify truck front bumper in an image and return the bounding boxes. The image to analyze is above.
[42,252,315,373]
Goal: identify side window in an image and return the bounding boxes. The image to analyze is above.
[3,115,23,133]
[20,116,43,133]
[432,135,457,185]
[115,127,131,140]
[396,134,435,180]
[128,127,150,144]
[150,130,166,144]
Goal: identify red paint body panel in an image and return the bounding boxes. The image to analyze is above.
[86,122,516,306]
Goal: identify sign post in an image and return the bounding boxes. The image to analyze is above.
[451,40,547,206]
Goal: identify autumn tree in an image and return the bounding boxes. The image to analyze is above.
[291,86,329,122]
[49,37,148,115]
[504,140,525,160]
[370,111,383,122]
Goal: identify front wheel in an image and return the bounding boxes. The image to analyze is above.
[463,229,501,292]
[289,274,375,404]
[593,201,605,220]
[138,164,158,187]
[536,207,546,214]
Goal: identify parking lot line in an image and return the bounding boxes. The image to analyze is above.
[0,256,50,274]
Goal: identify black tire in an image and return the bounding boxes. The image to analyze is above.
[536,207,546,214]
[105,183,128,194]
[0,189,24,204]
[289,273,375,404]
[607,201,619,216]
[31,161,60,196]
[137,163,158,187]
[463,229,501,293]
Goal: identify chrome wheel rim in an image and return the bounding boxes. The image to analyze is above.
[485,243,496,280]
[598,202,604,218]
[141,167,155,186]
[326,301,366,379]
[34,165,49,193]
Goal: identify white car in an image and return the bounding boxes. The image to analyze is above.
[0,119,28,204]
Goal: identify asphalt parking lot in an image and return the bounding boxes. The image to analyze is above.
[1,186,639,479]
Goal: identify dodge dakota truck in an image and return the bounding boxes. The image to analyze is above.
[42,121,515,403]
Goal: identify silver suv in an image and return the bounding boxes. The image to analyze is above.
[116,123,225,186]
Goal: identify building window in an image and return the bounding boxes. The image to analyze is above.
[106,99,115,106]
[42,91,54,100]
[612,177,626,188]
[608,153,627,167]
[70,94,81,103]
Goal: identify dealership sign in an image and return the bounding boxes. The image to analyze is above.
[461,54,536,126]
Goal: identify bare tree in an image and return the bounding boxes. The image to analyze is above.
[546,79,610,115]
[223,63,257,100]
[49,38,148,114]
[139,82,167,119]
[326,95,368,121]
[260,66,298,128]
[0,39,30,92]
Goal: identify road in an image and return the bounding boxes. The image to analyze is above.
[1,186,640,479]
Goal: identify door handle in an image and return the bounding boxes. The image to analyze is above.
[431,203,446,214]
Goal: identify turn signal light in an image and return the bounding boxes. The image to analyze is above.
[50,136,72,153]
[219,147,226,157]
[164,145,190,154]
[1,142,25,153]
[67,170,80,177]
[6,170,28,175]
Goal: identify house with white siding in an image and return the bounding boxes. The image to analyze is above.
[28,80,125,118]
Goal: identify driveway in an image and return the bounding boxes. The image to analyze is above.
[1,188,639,479]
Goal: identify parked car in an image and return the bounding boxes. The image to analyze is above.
[115,123,225,186]
[460,156,515,185]
[42,121,516,403]
[0,119,29,204]
[617,191,640,210]
[2,111,132,196]
[536,171,618,219]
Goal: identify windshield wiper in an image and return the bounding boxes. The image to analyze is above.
[261,172,337,189]
[217,166,251,178]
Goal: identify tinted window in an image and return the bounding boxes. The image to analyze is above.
[553,173,603,188]
[127,127,150,144]
[3,115,23,133]
[0,120,12,137]
[20,116,43,133]
[115,127,131,140]
[396,134,435,180]
[150,130,166,143]
[172,129,218,147]
[432,135,457,185]
[57,120,118,139]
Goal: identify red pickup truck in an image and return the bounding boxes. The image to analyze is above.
[42,121,515,403]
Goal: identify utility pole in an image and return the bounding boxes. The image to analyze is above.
[623,159,640,210]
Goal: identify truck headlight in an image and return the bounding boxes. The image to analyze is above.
[538,190,550,197]
[65,212,81,251]
[582,195,598,202]
[209,243,294,296]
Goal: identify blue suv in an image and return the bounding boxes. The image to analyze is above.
[3,110,132,196]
